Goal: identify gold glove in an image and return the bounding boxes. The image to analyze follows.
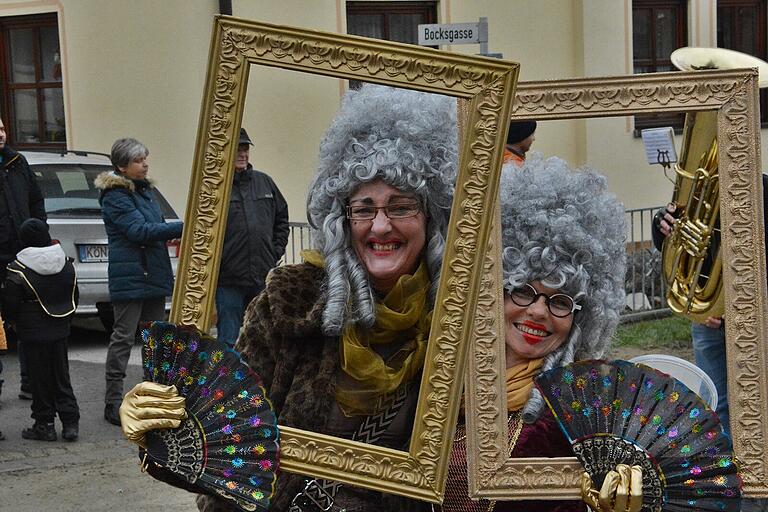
[580,464,643,512]
[120,381,187,448]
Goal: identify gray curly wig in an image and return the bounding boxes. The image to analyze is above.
[499,153,627,422]
[306,85,458,336]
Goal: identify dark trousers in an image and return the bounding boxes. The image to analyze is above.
[18,338,30,391]
[25,336,79,425]
[105,297,165,405]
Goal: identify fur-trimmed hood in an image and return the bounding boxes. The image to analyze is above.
[94,171,154,192]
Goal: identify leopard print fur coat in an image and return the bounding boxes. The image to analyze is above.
[195,263,424,512]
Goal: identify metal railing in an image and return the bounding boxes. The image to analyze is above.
[284,221,312,264]
[282,206,670,319]
[624,206,669,320]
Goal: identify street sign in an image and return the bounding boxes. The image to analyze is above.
[418,22,485,46]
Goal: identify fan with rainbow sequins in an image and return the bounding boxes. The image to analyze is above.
[534,359,741,512]
[141,321,279,511]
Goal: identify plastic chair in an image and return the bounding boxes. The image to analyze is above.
[628,354,718,410]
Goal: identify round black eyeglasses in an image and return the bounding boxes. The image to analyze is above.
[506,283,581,318]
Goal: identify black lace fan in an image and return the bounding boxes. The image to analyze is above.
[141,321,279,511]
[534,359,741,512]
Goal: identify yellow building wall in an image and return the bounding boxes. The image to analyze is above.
[0,0,762,221]
[0,0,217,214]
[444,0,586,174]
[232,0,344,222]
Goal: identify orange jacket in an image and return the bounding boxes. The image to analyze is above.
[503,147,525,167]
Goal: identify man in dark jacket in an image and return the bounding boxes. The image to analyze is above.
[215,128,289,346]
[0,118,46,401]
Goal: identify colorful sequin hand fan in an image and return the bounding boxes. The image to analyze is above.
[141,321,278,511]
[535,359,741,512]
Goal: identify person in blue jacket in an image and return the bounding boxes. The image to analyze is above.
[95,138,182,426]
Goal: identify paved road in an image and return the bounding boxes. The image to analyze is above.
[0,323,197,511]
[3,322,767,512]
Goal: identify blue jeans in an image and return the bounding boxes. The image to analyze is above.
[691,322,729,437]
[215,285,261,347]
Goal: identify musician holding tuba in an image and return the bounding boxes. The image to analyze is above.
[652,46,768,438]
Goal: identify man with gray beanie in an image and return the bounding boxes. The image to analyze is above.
[2,218,80,441]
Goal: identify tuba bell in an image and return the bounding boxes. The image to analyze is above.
[661,47,768,322]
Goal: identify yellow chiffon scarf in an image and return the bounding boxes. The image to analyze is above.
[506,358,544,412]
[336,261,431,416]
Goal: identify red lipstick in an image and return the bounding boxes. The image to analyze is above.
[516,321,550,345]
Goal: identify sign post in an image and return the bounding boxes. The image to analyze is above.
[418,17,499,57]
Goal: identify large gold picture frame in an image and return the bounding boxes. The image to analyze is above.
[465,69,768,499]
[169,16,518,502]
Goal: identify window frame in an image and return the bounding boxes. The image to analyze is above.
[632,0,688,133]
[0,12,65,150]
[346,1,437,43]
[717,0,768,126]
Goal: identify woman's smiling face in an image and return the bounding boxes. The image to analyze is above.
[504,281,574,367]
[348,179,427,294]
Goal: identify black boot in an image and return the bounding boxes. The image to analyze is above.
[21,422,56,441]
[62,423,79,442]
[104,404,121,426]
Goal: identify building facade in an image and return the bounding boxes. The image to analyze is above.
[0,0,763,217]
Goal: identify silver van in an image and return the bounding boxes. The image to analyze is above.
[28,150,179,330]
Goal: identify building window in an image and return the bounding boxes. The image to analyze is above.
[0,13,65,149]
[347,1,437,44]
[632,0,688,132]
[718,0,767,124]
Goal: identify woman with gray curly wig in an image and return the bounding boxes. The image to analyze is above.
[306,84,455,335]
[122,84,458,512]
[438,154,636,512]
[500,154,627,425]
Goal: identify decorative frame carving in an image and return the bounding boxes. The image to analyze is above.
[169,16,518,502]
[465,70,768,499]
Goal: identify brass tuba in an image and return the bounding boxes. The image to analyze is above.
[661,47,768,322]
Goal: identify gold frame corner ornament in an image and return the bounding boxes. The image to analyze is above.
[465,70,768,499]
[170,15,519,503]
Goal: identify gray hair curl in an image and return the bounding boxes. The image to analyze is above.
[499,153,627,422]
[306,85,457,336]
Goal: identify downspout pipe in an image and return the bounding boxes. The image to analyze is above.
[219,0,232,15]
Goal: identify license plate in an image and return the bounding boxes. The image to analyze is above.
[78,244,109,262]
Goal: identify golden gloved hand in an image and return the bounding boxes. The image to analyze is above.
[120,381,187,448]
[580,464,643,512]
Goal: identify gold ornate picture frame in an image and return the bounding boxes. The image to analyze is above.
[465,69,768,499]
[170,16,518,502]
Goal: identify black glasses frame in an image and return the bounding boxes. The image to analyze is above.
[506,283,582,318]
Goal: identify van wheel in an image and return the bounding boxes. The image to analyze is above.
[96,303,114,334]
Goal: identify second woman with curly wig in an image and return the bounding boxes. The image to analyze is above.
[437,154,637,512]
